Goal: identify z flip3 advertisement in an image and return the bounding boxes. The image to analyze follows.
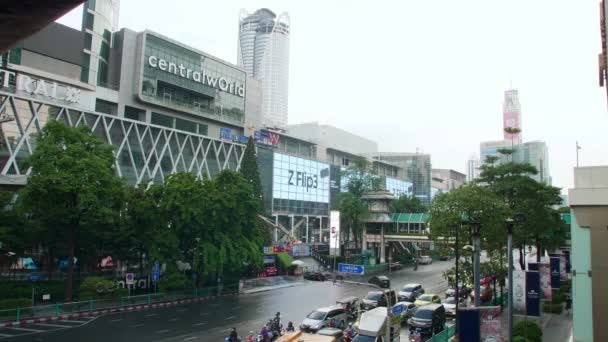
[272,153,330,203]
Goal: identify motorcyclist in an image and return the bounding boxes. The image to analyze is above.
[260,325,270,342]
[229,327,239,342]
[286,321,295,332]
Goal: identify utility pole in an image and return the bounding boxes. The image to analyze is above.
[506,219,514,342]
[454,225,460,336]
[473,221,481,307]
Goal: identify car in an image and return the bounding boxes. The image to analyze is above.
[300,305,348,332]
[417,255,433,265]
[317,327,344,341]
[439,254,450,261]
[408,304,446,337]
[393,301,417,323]
[303,271,326,281]
[368,275,390,289]
[398,283,425,301]
[445,284,470,298]
[389,262,402,271]
[361,289,397,310]
[470,285,493,303]
[442,296,465,318]
[414,294,441,307]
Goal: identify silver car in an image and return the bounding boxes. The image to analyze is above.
[299,305,348,332]
[398,283,425,301]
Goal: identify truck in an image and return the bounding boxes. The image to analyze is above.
[353,307,401,342]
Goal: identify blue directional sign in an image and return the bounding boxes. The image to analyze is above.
[337,263,365,275]
[392,304,405,316]
[151,261,160,283]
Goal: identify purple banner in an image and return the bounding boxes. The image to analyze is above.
[480,307,503,341]
[526,271,540,317]
[539,263,552,300]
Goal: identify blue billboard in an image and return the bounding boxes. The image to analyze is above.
[525,271,540,317]
[550,256,561,290]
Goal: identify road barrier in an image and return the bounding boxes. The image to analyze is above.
[0,283,239,326]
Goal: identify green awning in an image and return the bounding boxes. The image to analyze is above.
[390,213,429,223]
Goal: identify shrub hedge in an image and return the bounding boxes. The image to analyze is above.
[513,320,542,342]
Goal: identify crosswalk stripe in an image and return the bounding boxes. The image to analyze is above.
[58,319,88,324]
[7,327,45,332]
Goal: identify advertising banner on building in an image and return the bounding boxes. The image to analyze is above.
[560,254,568,279]
[550,256,561,290]
[457,308,480,342]
[539,263,552,300]
[513,270,527,314]
[330,210,340,256]
[525,271,540,317]
[480,306,503,342]
[272,153,330,203]
[290,244,311,257]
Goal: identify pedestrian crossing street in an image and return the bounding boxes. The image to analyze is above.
[0,316,97,339]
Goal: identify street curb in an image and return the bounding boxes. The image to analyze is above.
[0,292,237,328]
[241,282,304,295]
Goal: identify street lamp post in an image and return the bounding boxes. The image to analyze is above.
[454,224,460,335]
[472,221,481,307]
[506,218,514,342]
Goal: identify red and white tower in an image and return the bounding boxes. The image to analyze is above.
[503,89,522,144]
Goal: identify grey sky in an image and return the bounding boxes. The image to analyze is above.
[58,0,608,192]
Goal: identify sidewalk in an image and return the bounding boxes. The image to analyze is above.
[540,311,572,342]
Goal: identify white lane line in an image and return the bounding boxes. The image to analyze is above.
[145,313,158,317]
[184,337,197,341]
[7,327,45,332]
[176,308,187,312]
[199,313,209,316]
[129,324,145,328]
[32,323,75,328]
[59,319,88,324]
[192,322,207,326]
[156,329,170,334]
[224,316,236,320]
[110,318,123,322]
[0,333,15,338]
[169,318,179,322]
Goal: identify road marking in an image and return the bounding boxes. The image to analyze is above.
[129,324,145,328]
[225,316,236,320]
[110,318,123,322]
[0,333,15,338]
[192,322,207,326]
[233,306,240,309]
[176,308,187,312]
[32,323,75,328]
[199,313,209,316]
[145,313,158,317]
[184,337,197,341]
[7,327,45,332]
[169,318,179,322]
[59,319,88,324]
[156,329,170,334]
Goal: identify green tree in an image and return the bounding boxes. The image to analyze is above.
[239,136,263,209]
[19,121,124,300]
[390,194,427,213]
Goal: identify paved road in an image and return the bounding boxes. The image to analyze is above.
[3,260,454,342]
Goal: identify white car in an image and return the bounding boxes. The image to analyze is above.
[299,305,348,332]
[442,296,465,318]
[417,256,433,265]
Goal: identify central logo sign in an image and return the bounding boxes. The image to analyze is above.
[147,55,245,98]
[288,170,318,192]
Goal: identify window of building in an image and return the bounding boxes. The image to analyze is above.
[97,60,108,86]
[198,124,208,136]
[124,106,145,122]
[99,41,110,61]
[102,29,112,43]
[84,33,92,50]
[95,99,118,115]
[342,157,351,167]
[87,0,96,10]
[80,53,90,83]
[84,13,94,31]
[8,48,21,65]
[175,118,197,133]
[151,112,173,128]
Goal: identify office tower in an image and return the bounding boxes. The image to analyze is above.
[238,8,290,128]
[503,89,522,144]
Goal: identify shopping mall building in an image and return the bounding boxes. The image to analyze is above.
[0,2,419,252]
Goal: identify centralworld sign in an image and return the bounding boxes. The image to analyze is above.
[147,55,245,98]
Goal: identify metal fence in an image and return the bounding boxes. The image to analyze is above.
[0,283,239,323]
[424,324,457,342]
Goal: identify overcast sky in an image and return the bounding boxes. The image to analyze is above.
[57,0,608,193]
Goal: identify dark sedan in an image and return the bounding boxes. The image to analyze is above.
[303,271,326,281]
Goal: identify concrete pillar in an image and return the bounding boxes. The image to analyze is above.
[380,224,386,263]
[318,216,323,245]
[274,215,278,242]
[290,215,294,238]
[361,225,367,253]
[305,216,309,243]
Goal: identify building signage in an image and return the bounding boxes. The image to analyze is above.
[147,55,245,97]
[330,210,341,256]
[219,127,248,144]
[525,271,540,317]
[272,153,330,204]
[254,130,280,147]
[0,69,82,104]
[539,263,552,300]
[479,307,502,342]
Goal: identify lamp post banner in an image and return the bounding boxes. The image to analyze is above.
[480,306,502,342]
[539,263,552,300]
[550,256,561,290]
[513,270,526,314]
[525,271,540,317]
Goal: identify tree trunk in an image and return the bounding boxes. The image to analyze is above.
[536,241,542,263]
[519,245,525,270]
[499,250,504,309]
[64,224,76,302]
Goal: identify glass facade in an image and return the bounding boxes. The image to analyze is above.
[271,152,330,215]
[385,177,413,197]
[141,33,246,125]
[0,93,245,185]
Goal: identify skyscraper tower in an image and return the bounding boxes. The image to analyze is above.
[503,89,522,144]
[238,8,290,128]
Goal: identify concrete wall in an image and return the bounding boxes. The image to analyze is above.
[570,213,593,342]
[20,50,81,81]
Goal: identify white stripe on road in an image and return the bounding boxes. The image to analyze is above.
[7,327,45,332]
[156,329,170,334]
[199,313,209,316]
[184,337,197,341]
[169,318,179,322]
[176,308,187,312]
[32,323,76,328]
[129,324,145,328]
[59,319,88,324]
[192,322,207,326]
[145,313,157,317]
[110,319,123,322]
[225,316,236,320]
[0,333,15,338]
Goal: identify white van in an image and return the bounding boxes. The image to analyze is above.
[353,307,399,342]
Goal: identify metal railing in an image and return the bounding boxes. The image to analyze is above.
[0,284,239,323]
[423,324,457,342]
